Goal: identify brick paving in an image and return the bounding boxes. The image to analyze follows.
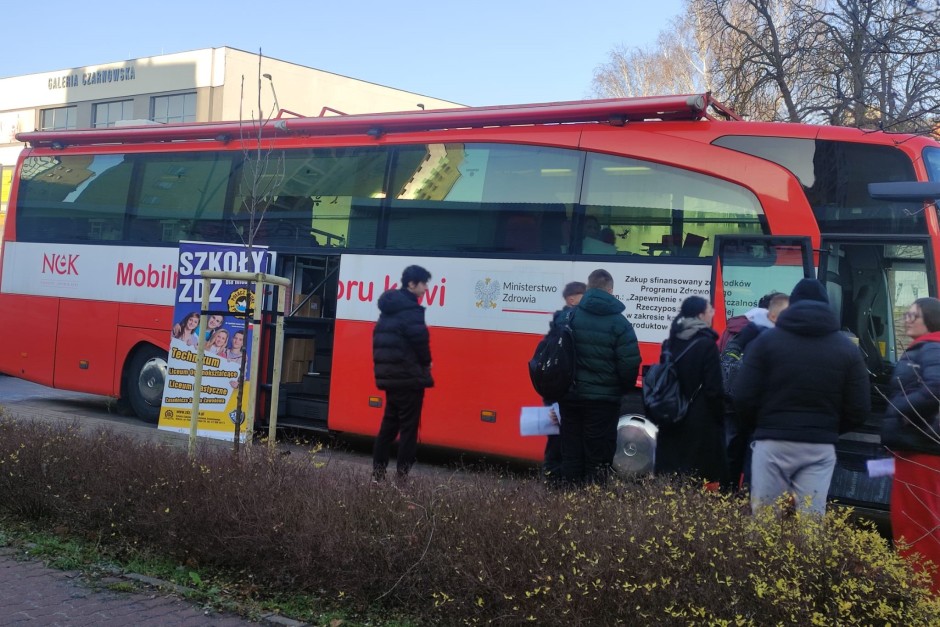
[0,549,303,626]
[0,550,246,625]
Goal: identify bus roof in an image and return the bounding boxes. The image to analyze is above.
[16,93,739,148]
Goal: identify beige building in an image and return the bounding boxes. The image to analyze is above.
[0,46,464,232]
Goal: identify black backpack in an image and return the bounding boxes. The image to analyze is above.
[642,339,703,426]
[719,339,744,398]
[528,310,576,402]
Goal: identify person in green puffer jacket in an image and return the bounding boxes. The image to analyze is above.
[558,268,641,485]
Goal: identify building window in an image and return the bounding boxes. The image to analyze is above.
[40,106,77,131]
[93,100,134,128]
[151,93,196,124]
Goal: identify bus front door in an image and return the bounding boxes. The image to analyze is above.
[821,238,933,517]
[711,235,814,325]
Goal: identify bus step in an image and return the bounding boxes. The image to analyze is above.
[272,415,329,432]
[285,395,328,422]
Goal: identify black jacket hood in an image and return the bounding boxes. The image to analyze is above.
[775,301,839,337]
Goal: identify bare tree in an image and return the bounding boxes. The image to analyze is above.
[228,51,285,452]
[689,0,827,121]
[816,0,940,131]
[594,0,940,129]
[591,14,711,98]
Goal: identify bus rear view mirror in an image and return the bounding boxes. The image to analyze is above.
[868,181,940,201]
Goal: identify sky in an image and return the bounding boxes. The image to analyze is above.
[1,1,684,107]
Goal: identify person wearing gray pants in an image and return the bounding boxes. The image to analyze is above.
[733,278,870,515]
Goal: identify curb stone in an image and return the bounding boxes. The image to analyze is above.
[123,571,309,626]
[259,613,308,626]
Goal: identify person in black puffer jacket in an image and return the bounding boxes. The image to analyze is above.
[734,278,870,515]
[372,265,434,481]
[542,281,586,479]
[881,297,940,593]
[654,295,727,487]
[558,269,641,485]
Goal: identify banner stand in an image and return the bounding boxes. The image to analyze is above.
[189,271,291,458]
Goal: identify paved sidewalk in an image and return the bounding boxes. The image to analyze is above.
[0,548,299,626]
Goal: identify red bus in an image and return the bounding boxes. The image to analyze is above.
[3,93,938,513]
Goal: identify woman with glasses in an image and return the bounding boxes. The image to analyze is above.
[882,297,940,592]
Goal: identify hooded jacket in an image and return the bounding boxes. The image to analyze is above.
[882,334,940,455]
[733,300,870,443]
[567,288,640,401]
[372,288,433,390]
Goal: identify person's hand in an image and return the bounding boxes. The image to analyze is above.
[229,379,240,389]
[172,323,181,335]
[548,408,559,426]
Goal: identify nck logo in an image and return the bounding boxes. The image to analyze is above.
[42,253,79,276]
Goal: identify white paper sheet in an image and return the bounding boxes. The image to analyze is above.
[520,403,560,436]
[867,458,895,478]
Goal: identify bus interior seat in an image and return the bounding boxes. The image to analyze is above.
[663,234,680,252]
[126,218,163,243]
[680,233,708,257]
[539,208,568,253]
[502,214,541,252]
[192,220,226,241]
[264,196,316,244]
[34,216,79,241]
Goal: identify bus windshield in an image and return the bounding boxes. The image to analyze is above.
[924,146,940,182]
[714,136,922,234]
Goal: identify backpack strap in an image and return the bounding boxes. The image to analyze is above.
[674,339,707,403]
[672,337,706,363]
[562,308,576,331]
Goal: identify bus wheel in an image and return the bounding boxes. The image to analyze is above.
[126,345,167,423]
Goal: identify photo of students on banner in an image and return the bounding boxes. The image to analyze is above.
[158,241,274,441]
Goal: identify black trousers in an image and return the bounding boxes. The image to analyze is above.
[558,399,620,485]
[372,388,425,477]
[543,434,562,478]
[723,412,752,492]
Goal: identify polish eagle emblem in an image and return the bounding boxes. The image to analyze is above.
[474,278,500,309]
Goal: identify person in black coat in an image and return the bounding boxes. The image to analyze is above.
[543,281,586,479]
[372,265,434,480]
[734,278,870,515]
[654,295,728,487]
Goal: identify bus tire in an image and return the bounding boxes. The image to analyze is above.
[126,344,168,423]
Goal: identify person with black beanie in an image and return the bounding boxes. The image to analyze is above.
[733,278,870,515]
